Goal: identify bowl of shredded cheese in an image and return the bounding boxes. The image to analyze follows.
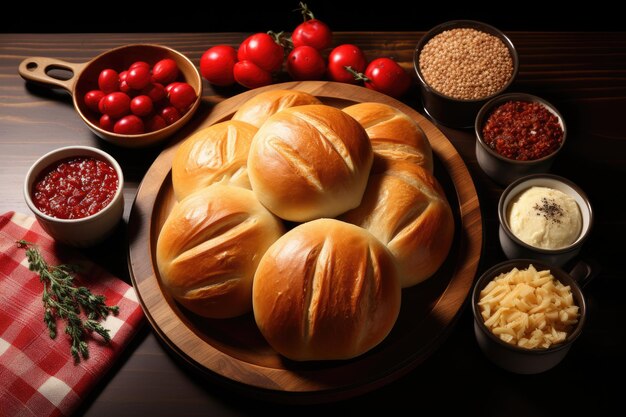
[471,259,590,374]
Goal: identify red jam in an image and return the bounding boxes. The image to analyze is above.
[482,101,564,161]
[32,157,118,219]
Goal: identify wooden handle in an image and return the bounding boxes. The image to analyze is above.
[18,57,86,93]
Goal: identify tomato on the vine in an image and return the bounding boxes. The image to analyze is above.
[327,44,367,84]
[287,46,325,81]
[292,3,332,51]
[362,58,411,98]
[237,33,284,73]
[233,60,272,89]
[200,45,238,86]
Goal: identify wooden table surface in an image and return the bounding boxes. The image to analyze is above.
[1,32,624,416]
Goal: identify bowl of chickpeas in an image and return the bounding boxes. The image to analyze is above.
[413,20,519,128]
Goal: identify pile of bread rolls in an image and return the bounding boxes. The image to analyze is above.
[157,90,454,361]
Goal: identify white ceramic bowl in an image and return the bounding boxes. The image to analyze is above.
[498,174,593,266]
[24,146,124,247]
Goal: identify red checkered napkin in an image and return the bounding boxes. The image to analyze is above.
[0,212,144,417]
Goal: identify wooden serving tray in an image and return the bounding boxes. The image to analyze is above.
[128,81,482,402]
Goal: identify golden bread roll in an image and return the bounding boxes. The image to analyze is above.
[248,104,373,222]
[156,184,284,318]
[172,120,257,201]
[232,89,322,128]
[253,219,400,361]
[343,102,433,172]
[341,160,454,287]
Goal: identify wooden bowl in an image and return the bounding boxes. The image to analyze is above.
[18,44,201,148]
[128,81,483,402]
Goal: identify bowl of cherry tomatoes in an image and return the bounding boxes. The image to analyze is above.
[19,44,201,148]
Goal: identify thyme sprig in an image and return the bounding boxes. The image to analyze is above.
[16,240,119,363]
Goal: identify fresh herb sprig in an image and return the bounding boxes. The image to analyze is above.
[16,240,119,363]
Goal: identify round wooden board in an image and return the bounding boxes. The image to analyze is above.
[128,81,482,403]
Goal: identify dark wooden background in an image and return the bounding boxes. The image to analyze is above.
[1,31,625,416]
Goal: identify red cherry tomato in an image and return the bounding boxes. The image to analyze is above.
[145,115,167,132]
[160,106,181,125]
[101,92,130,118]
[127,66,151,90]
[129,61,150,70]
[238,33,283,72]
[99,114,115,131]
[143,83,166,103]
[292,19,332,51]
[114,115,145,135]
[119,70,128,82]
[130,95,154,117]
[327,44,367,84]
[98,69,119,94]
[119,80,131,93]
[233,60,272,89]
[165,82,183,95]
[152,59,179,85]
[84,90,105,113]
[287,46,325,81]
[200,45,238,86]
[168,82,196,111]
[363,58,411,98]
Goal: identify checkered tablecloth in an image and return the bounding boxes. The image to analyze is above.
[0,212,144,417]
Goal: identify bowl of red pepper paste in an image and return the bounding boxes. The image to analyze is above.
[475,93,566,185]
[24,146,124,247]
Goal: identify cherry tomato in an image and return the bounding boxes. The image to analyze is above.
[98,69,119,94]
[145,115,167,132]
[119,80,131,93]
[84,90,105,113]
[287,46,325,81]
[119,70,128,82]
[238,33,283,72]
[143,83,166,102]
[363,58,411,98]
[327,44,367,84]
[165,82,183,95]
[114,115,145,135]
[129,61,150,70]
[233,60,272,89]
[100,92,130,118]
[98,96,106,114]
[99,114,115,131]
[168,82,196,111]
[200,45,237,86]
[130,95,154,117]
[127,66,151,90]
[152,59,179,85]
[292,19,332,51]
[160,106,181,125]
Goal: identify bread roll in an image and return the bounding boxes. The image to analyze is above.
[253,219,400,361]
[232,90,322,128]
[341,160,454,287]
[156,184,284,318]
[343,102,433,172]
[248,105,373,222]
[172,120,257,201]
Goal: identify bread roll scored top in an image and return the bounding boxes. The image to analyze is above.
[156,184,284,318]
[341,160,454,287]
[343,102,433,173]
[232,89,322,128]
[253,219,401,361]
[172,120,257,201]
[248,104,373,222]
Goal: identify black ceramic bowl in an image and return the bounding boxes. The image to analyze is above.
[413,20,519,128]
[472,259,589,374]
[475,93,567,185]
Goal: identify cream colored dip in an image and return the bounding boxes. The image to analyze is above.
[508,186,582,249]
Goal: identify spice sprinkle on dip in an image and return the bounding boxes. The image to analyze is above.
[508,186,582,250]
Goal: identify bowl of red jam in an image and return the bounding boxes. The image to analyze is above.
[24,146,124,247]
[475,93,566,185]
